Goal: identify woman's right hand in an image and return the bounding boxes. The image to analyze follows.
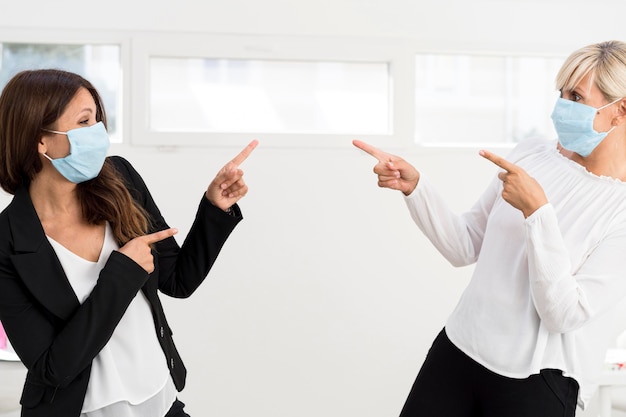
[353,140,420,195]
[479,150,548,218]
[118,228,178,273]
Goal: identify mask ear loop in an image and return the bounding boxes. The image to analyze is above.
[597,97,623,112]
[40,128,68,161]
[595,98,623,135]
[41,128,67,135]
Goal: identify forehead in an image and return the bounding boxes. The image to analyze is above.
[568,72,602,97]
[60,88,96,117]
[68,87,95,108]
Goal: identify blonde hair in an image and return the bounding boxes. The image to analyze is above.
[556,40,626,101]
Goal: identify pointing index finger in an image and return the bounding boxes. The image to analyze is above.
[353,139,390,162]
[479,149,517,173]
[143,228,178,245]
[230,140,259,167]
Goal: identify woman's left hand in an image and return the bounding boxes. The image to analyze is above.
[206,140,258,211]
[479,149,548,218]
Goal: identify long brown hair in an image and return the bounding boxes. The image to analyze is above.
[0,69,149,245]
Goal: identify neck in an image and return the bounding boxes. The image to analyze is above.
[29,173,81,223]
[563,131,626,181]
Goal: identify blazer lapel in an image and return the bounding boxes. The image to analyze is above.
[8,185,80,321]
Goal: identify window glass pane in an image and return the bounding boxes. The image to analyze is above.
[149,57,390,135]
[0,43,122,142]
[415,54,563,145]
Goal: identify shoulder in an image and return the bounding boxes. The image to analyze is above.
[105,156,164,222]
[107,155,145,188]
[0,184,29,224]
[0,185,35,253]
[506,137,557,164]
[106,156,152,206]
[108,155,137,178]
[0,204,10,243]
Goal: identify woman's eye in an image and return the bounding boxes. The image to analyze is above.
[561,90,582,102]
[79,119,90,125]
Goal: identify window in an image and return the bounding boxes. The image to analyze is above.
[0,32,570,149]
[0,42,122,142]
[131,34,412,148]
[415,54,564,146]
[149,57,389,135]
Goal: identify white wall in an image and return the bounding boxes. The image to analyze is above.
[1,1,626,416]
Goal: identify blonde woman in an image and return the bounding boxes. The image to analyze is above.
[355,40,626,416]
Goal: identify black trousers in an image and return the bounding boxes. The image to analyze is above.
[164,399,191,417]
[399,329,579,417]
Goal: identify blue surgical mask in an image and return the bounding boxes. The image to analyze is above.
[550,97,621,157]
[41,121,110,183]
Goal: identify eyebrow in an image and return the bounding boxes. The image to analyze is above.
[570,84,592,99]
[73,108,95,117]
[571,87,583,96]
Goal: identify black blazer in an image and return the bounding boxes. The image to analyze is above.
[0,156,242,417]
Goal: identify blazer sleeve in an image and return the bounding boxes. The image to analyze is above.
[108,156,242,297]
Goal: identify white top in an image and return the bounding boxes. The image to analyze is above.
[47,223,176,417]
[404,137,626,409]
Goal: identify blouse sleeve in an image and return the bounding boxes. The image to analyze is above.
[401,139,547,268]
[403,174,500,267]
[525,204,626,332]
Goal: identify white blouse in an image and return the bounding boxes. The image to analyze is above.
[404,137,626,409]
[47,223,176,417]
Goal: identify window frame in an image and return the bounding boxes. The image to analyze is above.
[130,33,415,149]
[0,27,131,144]
[0,28,570,150]
[412,50,566,148]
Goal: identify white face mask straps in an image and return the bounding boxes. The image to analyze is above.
[597,97,623,112]
[596,98,623,136]
[40,128,70,162]
[41,128,68,136]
